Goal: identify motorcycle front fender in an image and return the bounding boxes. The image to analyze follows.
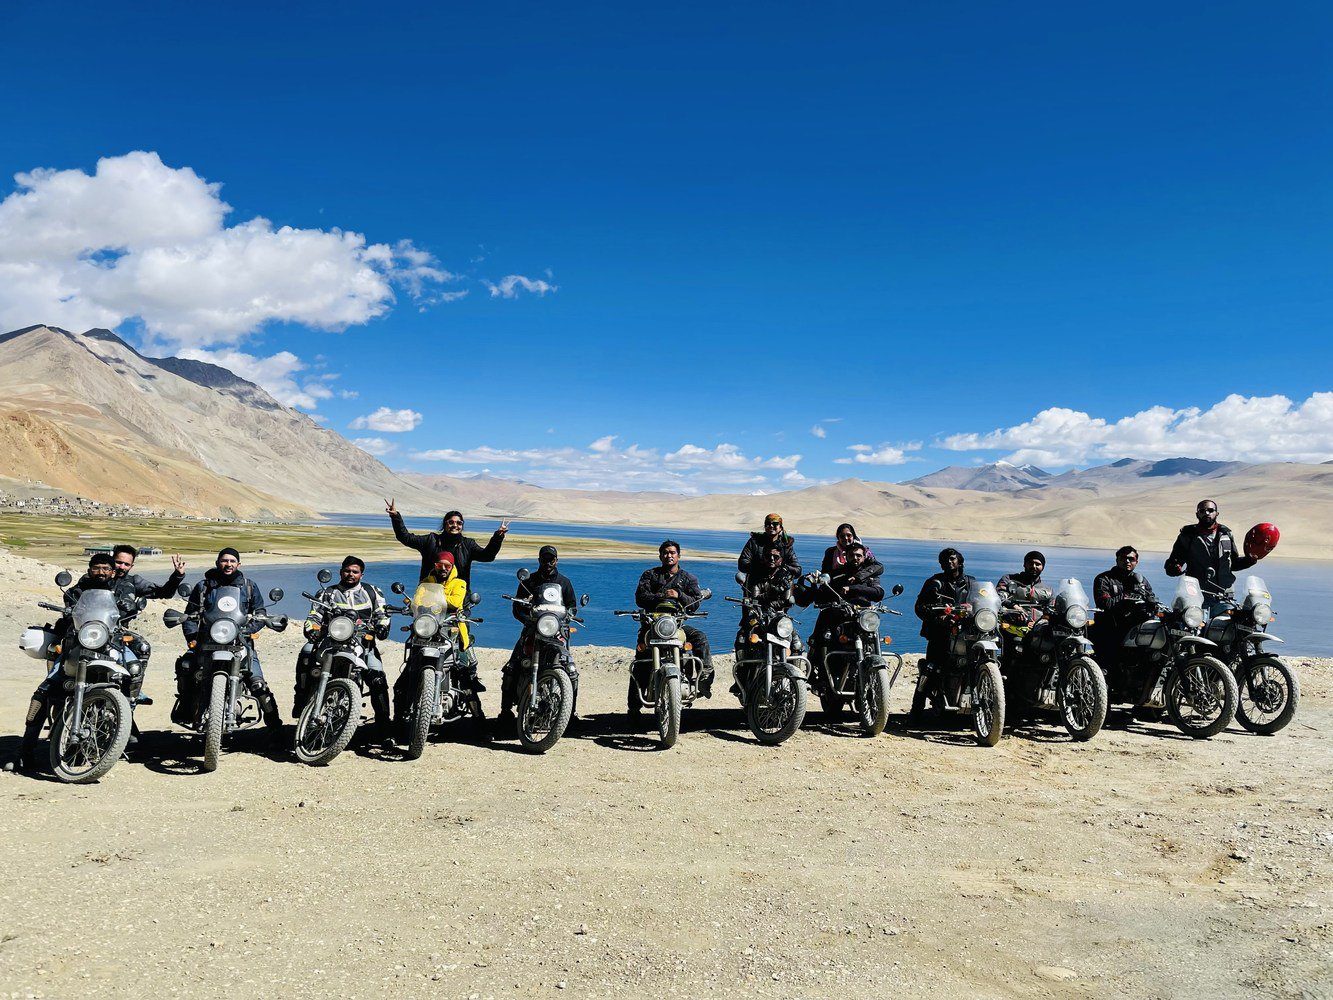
[972,639,1000,657]
[1249,633,1285,647]
[1176,635,1218,650]
[658,661,681,681]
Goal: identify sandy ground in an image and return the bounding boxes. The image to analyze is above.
[1,550,1330,999]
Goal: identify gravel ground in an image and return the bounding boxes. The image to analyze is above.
[1,550,1330,999]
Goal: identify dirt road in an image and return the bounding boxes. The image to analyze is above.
[1,551,1329,999]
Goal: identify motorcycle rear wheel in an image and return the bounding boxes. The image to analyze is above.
[972,661,1006,747]
[518,669,574,754]
[1060,657,1108,742]
[657,675,681,749]
[856,667,891,737]
[1165,655,1237,739]
[1235,656,1299,735]
[203,673,227,773]
[294,678,360,765]
[745,672,807,746]
[50,688,133,784]
[405,668,436,761]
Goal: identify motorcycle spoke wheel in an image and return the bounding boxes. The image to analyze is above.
[518,671,573,753]
[1059,657,1108,742]
[972,662,1006,747]
[1236,657,1299,735]
[294,679,360,765]
[50,689,133,783]
[1166,656,1237,739]
[746,674,807,746]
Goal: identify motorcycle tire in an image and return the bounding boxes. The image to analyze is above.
[517,669,574,754]
[657,675,682,749]
[856,667,891,737]
[294,678,361,766]
[203,673,227,773]
[1165,655,1238,739]
[1235,656,1299,735]
[49,688,133,784]
[1060,657,1108,742]
[971,661,1006,748]
[745,672,807,746]
[405,668,436,761]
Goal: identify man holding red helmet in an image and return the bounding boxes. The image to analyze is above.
[1164,500,1270,615]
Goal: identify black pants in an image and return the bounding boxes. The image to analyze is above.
[175,647,281,730]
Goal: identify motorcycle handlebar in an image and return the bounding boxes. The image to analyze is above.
[38,601,63,613]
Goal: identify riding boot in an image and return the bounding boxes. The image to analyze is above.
[698,663,714,698]
[20,696,48,770]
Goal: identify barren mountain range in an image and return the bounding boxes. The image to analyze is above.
[3,324,1330,558]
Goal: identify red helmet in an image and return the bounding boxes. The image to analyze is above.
[433,551,456,572]
[1244,523,1280,560]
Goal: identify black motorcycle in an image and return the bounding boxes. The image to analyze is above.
[614,590,711,749]
[911,579,1006,747]
[729,573,810,746]
[999,578,1108,741]
[392,579,485,761]
[805,575,905,737]
[1202,574,1299,735]
[164,583,288,772]
[503,568,589,754]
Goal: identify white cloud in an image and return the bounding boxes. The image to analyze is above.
[410,437,802,494]
[484,274,557,299]
[350,407,423,433]
[352,437,397,457]
[834,442,920,466]
[810,424,827,439]
[176,346,335,409]
[939,394,1333,466]
[0,151,450,346]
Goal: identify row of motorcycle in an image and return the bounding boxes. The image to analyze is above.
[19,564,1297,782]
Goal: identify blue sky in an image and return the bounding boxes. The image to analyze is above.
[1,1,1329,492]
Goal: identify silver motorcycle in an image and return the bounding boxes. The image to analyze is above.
[1203,575,1299,734]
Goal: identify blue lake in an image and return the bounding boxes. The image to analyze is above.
[228,514,1330,656]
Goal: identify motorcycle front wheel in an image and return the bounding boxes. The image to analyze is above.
[405,668,436,761]
[856,666,891,737]
[49,688,133,784]
[518,669,574,754]
[971,661,1006,747]
[1165,655,1238,739]
[294,678,361,765]
[1060,657,1108,742]
[1235,656,1299,735]
[656,675,681,749]
[745,672,807,746]
[202,673,227,773]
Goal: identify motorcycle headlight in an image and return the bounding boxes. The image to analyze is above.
[77,621,110,650]
[327,616,355,642]
[412,614,438,638]
[974,609,998,633]
[652,615,679,639]
[856,610,880,633]
[1064,605,1089,629]
[1182,606,1204,629]
[775,616,794,639]
[1251,603,1272,625]
[208,619,238,644]
[536,613,561,638]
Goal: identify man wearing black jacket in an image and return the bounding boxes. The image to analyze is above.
[112,544,186,704]
[997,550,1053,609]
[1165,500,1256,614]
[499,546,580,725]
[914,548,977,669]
[635,539,714,696]
[1091,546,1158,668]
[804,542,885,671]
[385,500,509,585]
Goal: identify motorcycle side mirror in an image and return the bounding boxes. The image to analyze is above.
[136,596,149,611]
[734,571,747,586]
[819,573,831,585]
[892,583,904,596]
[391,581,405,595]
[516,568,530,581]
[580,593,590,607]
[700,588,713,601]
[163,608,183,627]
[55,570,72,588]
[467,592,483,608]
[317,568,333,585]
[268,588,284,603]
[177,582,191,599]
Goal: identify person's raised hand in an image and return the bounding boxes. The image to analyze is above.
[498,519,512,537]
[385,498,397,516]
[171,554,186,574]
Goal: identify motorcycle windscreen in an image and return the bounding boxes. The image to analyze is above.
[1053,578,1089,615]
[534,583,565,612]
[72,590,120,630]
[203,585,247,625]
[968,581,1001,614]
[1171,576,1204,614]
[412,581,452,616]
[1241,575,1271,607]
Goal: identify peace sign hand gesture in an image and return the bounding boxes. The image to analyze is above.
[497,519,513,537]
[385,498,398,516]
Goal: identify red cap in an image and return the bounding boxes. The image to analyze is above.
[1244,523,1280,560]
[434,552,456,570]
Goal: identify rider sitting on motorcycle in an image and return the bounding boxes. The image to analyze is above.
[997,550,1053,609]
[18,553,138,770]
[634,539,714,697]
[499,545,579,724]
[733,544,803,692]
[112,544,186,704]
[821,523,885,581]
[801,541,884,669]
[1090,545,1158,669]
[296,555,393,741]
[913,548,978,671]
[393,551,476,730]
[173,548,284,739]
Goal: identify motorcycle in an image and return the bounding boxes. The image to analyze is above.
[19,571,146,782]
[503,568,589,754]
[911,579,1007,747]
[805,575,906,737]
[163,582,288,772]
[1202,574,1299,735]
[999,578,1108,741]
[392,579,485,760]
[1102,575,1238,738]
[613,589,712,748]
[292,568,403,765]
[729,572,810,746]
